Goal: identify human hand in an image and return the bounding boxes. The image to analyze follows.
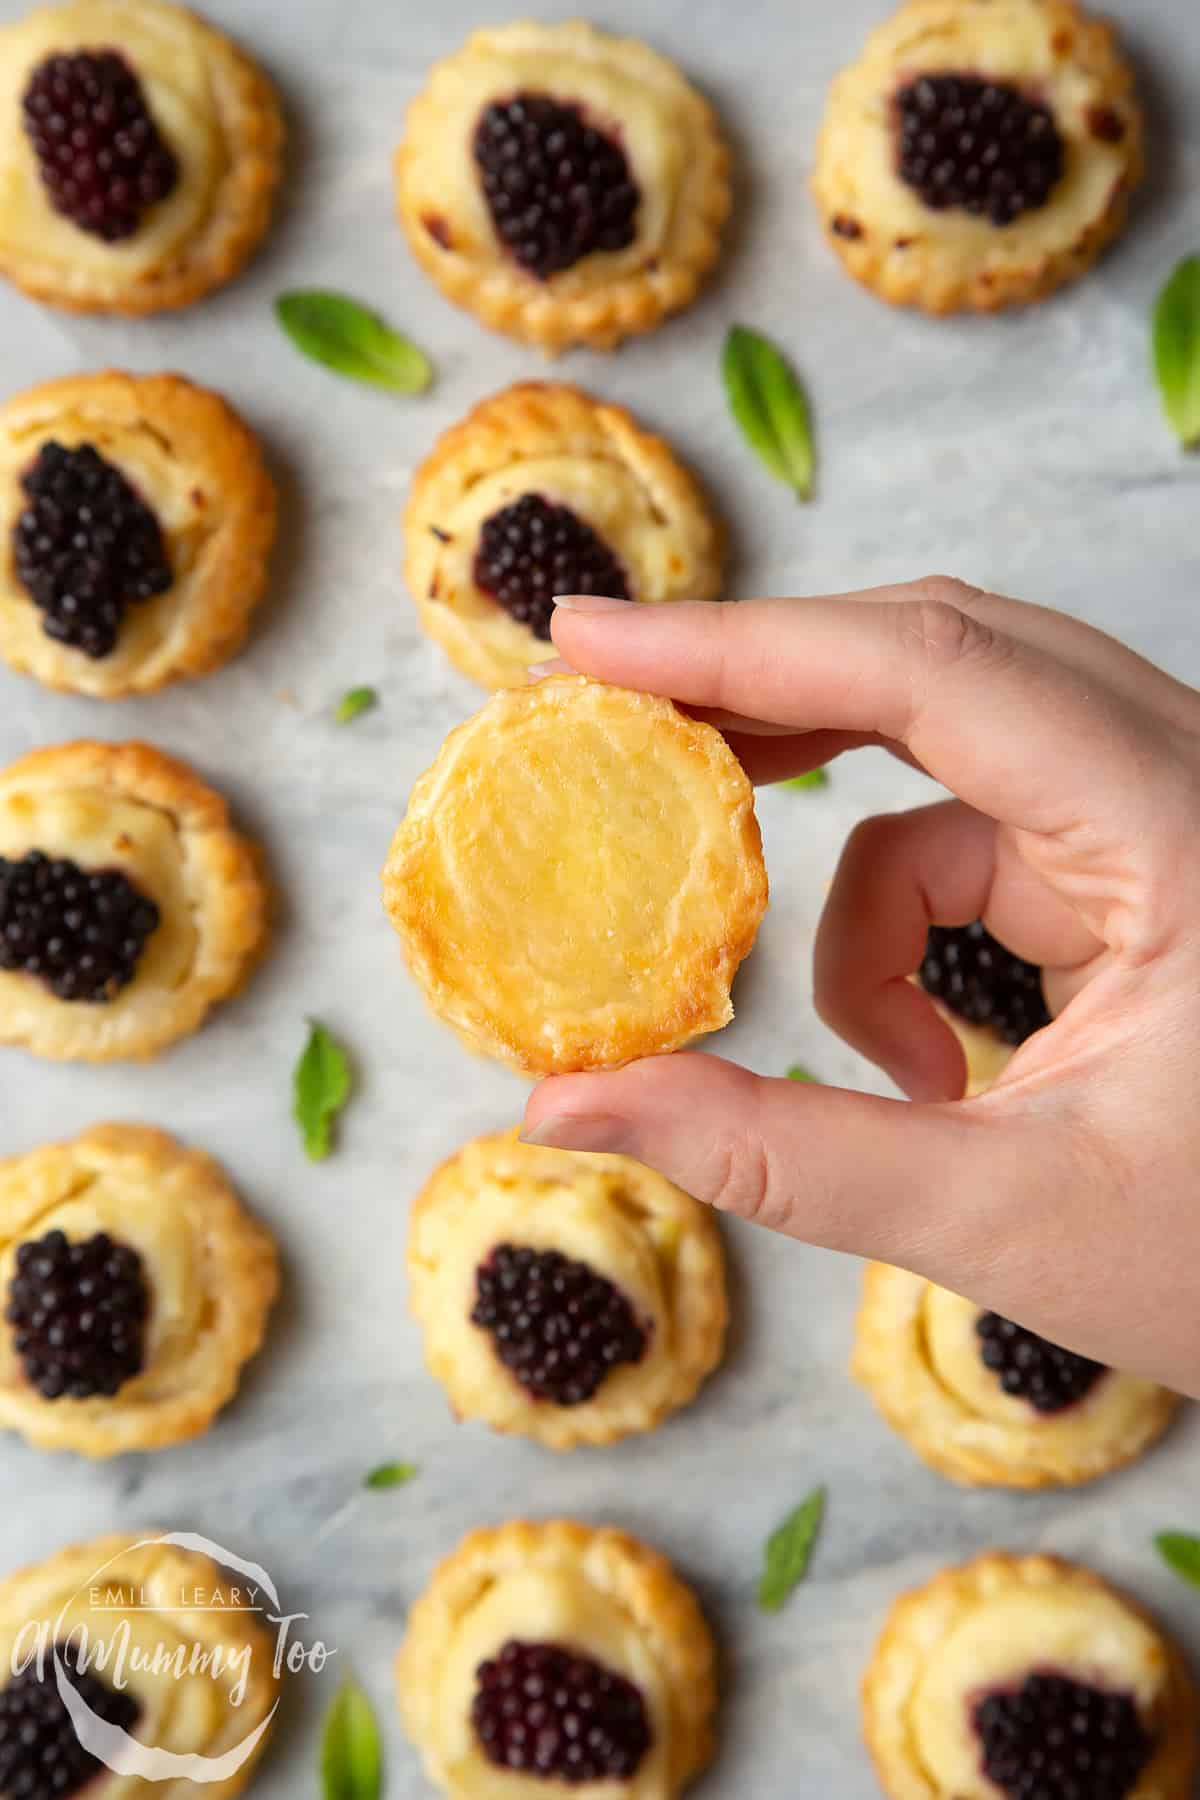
[521,578,1200,1399]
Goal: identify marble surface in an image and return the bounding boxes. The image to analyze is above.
[2,0,1200,1792]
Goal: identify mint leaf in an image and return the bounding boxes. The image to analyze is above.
[321,1679,381,1800]
[1152,256,1200,448]
[335,686,377,724]
[1155,1532,1200,1588]
[758,1486,825,1612]
[365,1462,418,1491]
[786,1065,819,1083]
[722,325,815,498]
[780,767,828,789]
[294,1022,352,1161]
[276,290,432,394]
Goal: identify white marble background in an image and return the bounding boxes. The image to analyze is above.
[1,0,1199,1792]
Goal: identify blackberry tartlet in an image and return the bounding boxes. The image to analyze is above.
[395,20,730,350]
[863,1553,1197,1800]
[404,382,721,688]
[409,1129,727,1450]
[854,1265,1178,1489]
[397,1520,717,1797]
[0,372,276,697]
[917,919,1050,1095]
[0,0,283,313]
[812,0,1142,313]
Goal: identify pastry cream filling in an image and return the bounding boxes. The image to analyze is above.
[0,0,226,277]
[434,1568,672,1798]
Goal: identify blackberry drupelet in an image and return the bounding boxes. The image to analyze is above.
[473,494,630,641]
[896,74,1065,226]
[7,1228,149,1401]
[0,1637,140,1799]
[22,49,178,242]
[472,1640,652,1782]
[472,1243,647,1406]
[0,852,160,1003]
[973,1671,1152,1800]
[919,920,1050,1046]
[14,440,173,659]
[473,94,640,279]
[976,1312,1106,1414]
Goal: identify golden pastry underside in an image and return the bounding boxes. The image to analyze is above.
[0,1531,279,1799]
[395,19,730,351]
[404,382,723,690]
[0,740,268,1061]
[0,372,276,696]
[862,1552,1198,1800]
[381,675,768,1075]
[0,0,283,314]
[397,1519,717,1799]
[0,1124,278,1456]
[854,1263,1178,1489]
[409,1128,727,1450]
[812,0,1143,313]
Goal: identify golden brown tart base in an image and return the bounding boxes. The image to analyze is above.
[0,372,276,696]
[381,674,767,1075]
[863,1552,1198,1799]
[409,1128,727,1450]
[397,1519,716,1798]
[0,1530,280,1797]
[0,1123,278,1456]
[854,1262,1178,1489]
[405,382,722,690]
[812,0,1142,313]
[0,740,268,1061]
[0,0,283,314]
[395,19,730,352]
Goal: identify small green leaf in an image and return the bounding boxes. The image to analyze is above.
[322,1679,382,1800]
[335,686,378,724]
[294,1021,352,1161]
[1155,1532,1200,1588]
[780,767,829,789]
[365,1461,418,1491]
[786,1065,819,1083]
[1152,256,1200,447]
[722,325,815,498]
[758,1486,825,1612]
[276,289,432,394]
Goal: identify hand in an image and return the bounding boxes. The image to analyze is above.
[521,577,1200,1399]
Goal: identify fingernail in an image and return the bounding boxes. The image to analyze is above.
[519,1113,634,1154]
[526,657,571,681]
[552,594,637,614]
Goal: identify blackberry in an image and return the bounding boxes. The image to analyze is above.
[0,1637,140,1799]
[7,1228,149,1401]
[472,1243,647,1406]
[473,494,630,641]
[973,1671,1152,1800]
[473,94,639,279]
[22,49,178,241]
[472,1640,651,1783]
[919,920,1050,1046]
[976,1311,1106,1413]
[896,74,1065,226]
[14,440,173,659]
[0,852,160,1003]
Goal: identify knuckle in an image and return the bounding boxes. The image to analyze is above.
[701,1127,782,1231]
[911,573,987,613]
[908,596,993,669]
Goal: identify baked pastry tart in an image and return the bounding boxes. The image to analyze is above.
[863,1551,1198,1800]
[397,1519,716,1797]
[395,20,730,352]
[0,0,283,314]
[0,371,276,696]
[918,919,1050,1095]
[812,0,1142,313]
[382,675,767,1075]
[0,740,267,1061]
[405,382,722,690]
[409,1128,727,1450]
[854,1263,1178,1489]
[0,1530,279,1796]
[0,1123,278,1457]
